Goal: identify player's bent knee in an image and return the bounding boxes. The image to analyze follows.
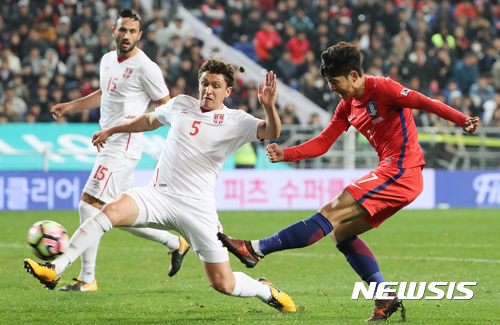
[101,195,139,227]
[210,279,234,295]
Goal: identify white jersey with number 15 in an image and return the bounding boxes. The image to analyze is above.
[99,50,169,159]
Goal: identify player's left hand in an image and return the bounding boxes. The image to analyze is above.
[258,71,278,109]
[91,130,110,152]
[463,116,480,135]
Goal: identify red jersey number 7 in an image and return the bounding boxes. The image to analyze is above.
[190,121,201,136]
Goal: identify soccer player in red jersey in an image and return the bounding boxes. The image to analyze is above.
[218,42,480,321]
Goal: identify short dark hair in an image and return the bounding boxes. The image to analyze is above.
[320,42,362,79]
[198,59,235,88]
[116,8,142,31]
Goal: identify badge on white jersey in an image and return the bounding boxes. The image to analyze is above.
[123,68,133,79]
[214,113,225,124]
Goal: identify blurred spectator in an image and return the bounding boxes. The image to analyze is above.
[221,10,245,46]
[74,22,99,47]
[482,92,500,126]
[22,47,43,76]
[282,104,300,124]
[0,112,9,124]
[0,0,17,29]
[0,85,27,121]
[24,111,37,123]
[81,2,98,32]
[0,60,12,87]
[469,75,495,108]
[92,34,111,61]
[35,4,59,29]
[431,25,455,50]
[478,45,499,74]
[309,113,321,127]
[44,48,67,79]
[95,16,114,43]
[289,8,314,34]
[55,16,72,38]
[164,18,191,45]
[454,0,478,20]
[66,45,94,77]
[11,74,30,104]
[275,50,297,84]
[380,1,399,36]
[244,9,263,39]
[142,30,160,62]
[286,30,309,65]
[200,0,225,32]
[254,20,282,70]
[454,52,479,93]
[167,35,184,57]
[10,1,34,31]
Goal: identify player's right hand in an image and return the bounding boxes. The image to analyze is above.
[50,103,71,119]
[92,130,110,152]
[266,143,284,163]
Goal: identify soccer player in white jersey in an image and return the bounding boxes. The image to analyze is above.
[49,8,189,292]
[25,59,296,312]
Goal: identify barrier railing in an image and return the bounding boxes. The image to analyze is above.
[2,125,500,171]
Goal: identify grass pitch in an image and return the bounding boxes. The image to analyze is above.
[1,209,499,324]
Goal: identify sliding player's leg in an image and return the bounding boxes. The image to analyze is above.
[202,260,296,312]
[24,193,139,290]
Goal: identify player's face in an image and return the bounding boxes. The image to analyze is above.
[326,71,364,100]
[326,75,355,100]
[199,72,232,111]
[112,18,142,54]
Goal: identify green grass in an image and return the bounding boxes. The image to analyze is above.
[1,209,499,324]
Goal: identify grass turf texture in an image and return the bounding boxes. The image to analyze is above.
[1,209,498,324]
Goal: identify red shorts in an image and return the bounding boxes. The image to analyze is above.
[346,166,423,228]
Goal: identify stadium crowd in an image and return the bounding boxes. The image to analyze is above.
[1,0,500,130]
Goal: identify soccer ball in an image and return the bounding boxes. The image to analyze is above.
[27,220,69,261]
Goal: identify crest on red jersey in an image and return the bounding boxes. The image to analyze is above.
[366,101,378,117]
[123,68,133,78]
[214,113,224,124]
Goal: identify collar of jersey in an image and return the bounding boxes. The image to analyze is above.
[199,105,227,113]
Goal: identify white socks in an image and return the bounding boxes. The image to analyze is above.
[78,201,101,283]
[230,272,272,302]
[118,227,180,251]
[54,211,113,277]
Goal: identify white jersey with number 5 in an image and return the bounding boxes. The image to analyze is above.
[152,94,263,201]
[99,50,169,159]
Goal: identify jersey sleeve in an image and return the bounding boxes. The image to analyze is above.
[283,102,349,162]
[235,111,264,145]
[140,61,170,101]
[378,77,469,126]
[155,96,177,125]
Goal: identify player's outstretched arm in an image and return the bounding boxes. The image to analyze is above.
[92,112,162,152]
[257,71,281,140]
[51,89,102,119]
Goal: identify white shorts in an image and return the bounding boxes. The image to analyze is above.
[83,153,139,204]
[124,187,229,263]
